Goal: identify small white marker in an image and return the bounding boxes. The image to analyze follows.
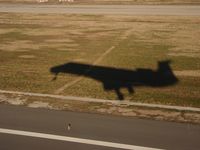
[67,123,71,131]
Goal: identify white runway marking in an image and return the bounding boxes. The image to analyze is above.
[0,128,163,150]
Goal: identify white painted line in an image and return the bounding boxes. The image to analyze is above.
[0,128,162,150]
[54,46,115,94]
[54,76,83,94]
[0,89,200,112]
[54,28,129,94]
[93,46,115,65]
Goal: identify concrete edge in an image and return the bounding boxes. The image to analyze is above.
[0,89,200,112]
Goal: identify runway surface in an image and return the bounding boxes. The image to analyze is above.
[0,104,200,150]
[0,4,200,15]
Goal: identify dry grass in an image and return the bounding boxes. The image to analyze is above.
[175,70,200,77]
[0,13,200,107]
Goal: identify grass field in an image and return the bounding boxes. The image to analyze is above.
[0,13,200,107]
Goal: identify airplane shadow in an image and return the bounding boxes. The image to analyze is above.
[50,60,178,100]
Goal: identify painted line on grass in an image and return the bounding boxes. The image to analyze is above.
[0,89,200,112]
[54,77,83,94]
[54,46,115,94]
[54,27,133,94]
[93,46,115,65]
[0,128,162,150]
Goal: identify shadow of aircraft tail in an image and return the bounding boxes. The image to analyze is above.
[50,60,178,100]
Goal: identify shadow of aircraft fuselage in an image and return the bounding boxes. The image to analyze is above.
[50,60,178,100]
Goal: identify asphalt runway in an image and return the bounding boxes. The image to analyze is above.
[0,4,200,15]
[0,104,200,150]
